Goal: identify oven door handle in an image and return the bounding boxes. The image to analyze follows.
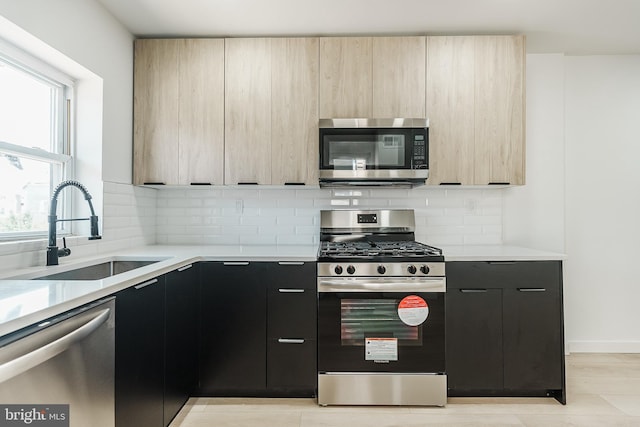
[317,277,446,293]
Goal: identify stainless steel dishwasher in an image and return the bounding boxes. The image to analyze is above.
[0,297,115,427]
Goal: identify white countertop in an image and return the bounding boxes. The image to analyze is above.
[441,245,566,261]
[0,243,563,339]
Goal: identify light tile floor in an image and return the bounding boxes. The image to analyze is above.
[170,354,640,426]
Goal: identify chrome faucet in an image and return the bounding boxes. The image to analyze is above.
[47,180,102,266]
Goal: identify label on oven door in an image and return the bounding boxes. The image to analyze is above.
[365,338,398,362]
[398,295,429,326]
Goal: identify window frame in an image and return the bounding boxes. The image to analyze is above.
[0,39,75,242]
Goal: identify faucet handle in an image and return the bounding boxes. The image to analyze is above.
[58,237,71,258]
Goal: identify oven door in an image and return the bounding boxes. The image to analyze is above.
[317,277,445,374]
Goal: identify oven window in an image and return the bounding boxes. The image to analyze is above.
[340,298,420,346]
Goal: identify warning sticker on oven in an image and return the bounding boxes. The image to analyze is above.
[365,338,398,361]
[398,295,429,326]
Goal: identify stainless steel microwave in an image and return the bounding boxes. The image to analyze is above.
[319,118,429,188]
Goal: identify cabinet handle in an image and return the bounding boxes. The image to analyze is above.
[134,278,158,290]
[278,338,305,344]
[488,182,510,185]
[237,182,258,185]
[278,288,305,293]
[190,182,212,186]
[439,182,461,186]
[284,182,305,186]
[143,182,165,185]
[177,264,193,272]
[278,261,305,266]
[223,262,249,266]
[518,288,547,292]
[460,289,488,293]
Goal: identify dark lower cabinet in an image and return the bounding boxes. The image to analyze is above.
[198,261,317,397]
[115,265,200,427]
[164,263,199,426]
[115,276,166,427]
[446,261,566,404]
[198,262,267,395]
[266,262,317,396]
[446,288,503,390]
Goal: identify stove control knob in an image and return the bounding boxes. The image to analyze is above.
[420,265,430,275]
[347,265,356,275]
[377,265,386,275]
[334,265,343,275]
[407,265,417,274]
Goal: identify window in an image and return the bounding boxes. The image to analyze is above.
[0,47,73,241]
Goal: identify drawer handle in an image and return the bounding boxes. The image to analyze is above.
[460,289,488,293]
[134,278,158,290]
[177,264,193,272]
[278,288,305,293]
[518,288,547,292]
[223,262,249,266]
[278,261,305,266]
[278,338,305,344]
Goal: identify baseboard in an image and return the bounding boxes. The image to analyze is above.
[567,340,640,353]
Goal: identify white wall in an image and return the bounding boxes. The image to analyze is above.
[503,54,565,254]
[563,55,640,352]
[0,0,134,184]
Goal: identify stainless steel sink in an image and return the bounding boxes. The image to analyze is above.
[33,260,159,281]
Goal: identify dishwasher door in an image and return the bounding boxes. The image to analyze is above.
[0,297,115,427]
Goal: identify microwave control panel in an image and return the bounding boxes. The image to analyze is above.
[412,132,428,168]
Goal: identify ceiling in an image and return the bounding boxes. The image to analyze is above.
[96,0,640,55]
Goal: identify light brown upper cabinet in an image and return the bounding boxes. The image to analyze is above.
[224,38,272,185]
[225,37,319,185]
[372,37,426,118]
[320,37,426,119]
[134,39,224,185]
[426,35,525,185]
[474,36,525,185]
[271,38,319,185]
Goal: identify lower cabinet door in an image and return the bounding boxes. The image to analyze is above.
[164,264,199,426]
[115,276,165,427]
[446,288,503,391]
[503,287,563,390]
[267,339,317,395]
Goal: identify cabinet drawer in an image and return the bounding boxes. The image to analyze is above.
[267,288,317,339]
[446,261,562,290]
[267,338,317,394]
[266,262,316,291]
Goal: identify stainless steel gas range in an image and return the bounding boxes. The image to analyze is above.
[317,209,447,406]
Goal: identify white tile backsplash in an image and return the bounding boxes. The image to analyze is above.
[156,186,503,247]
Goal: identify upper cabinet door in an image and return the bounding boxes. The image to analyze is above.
[474,36,525,185]
[271,38,319,185]
[373,36,426,118]
[225,38,272,185]
[133,39,179,185]
[319,37,373,118]
[178,39,225,185]
[426,36,476,185]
